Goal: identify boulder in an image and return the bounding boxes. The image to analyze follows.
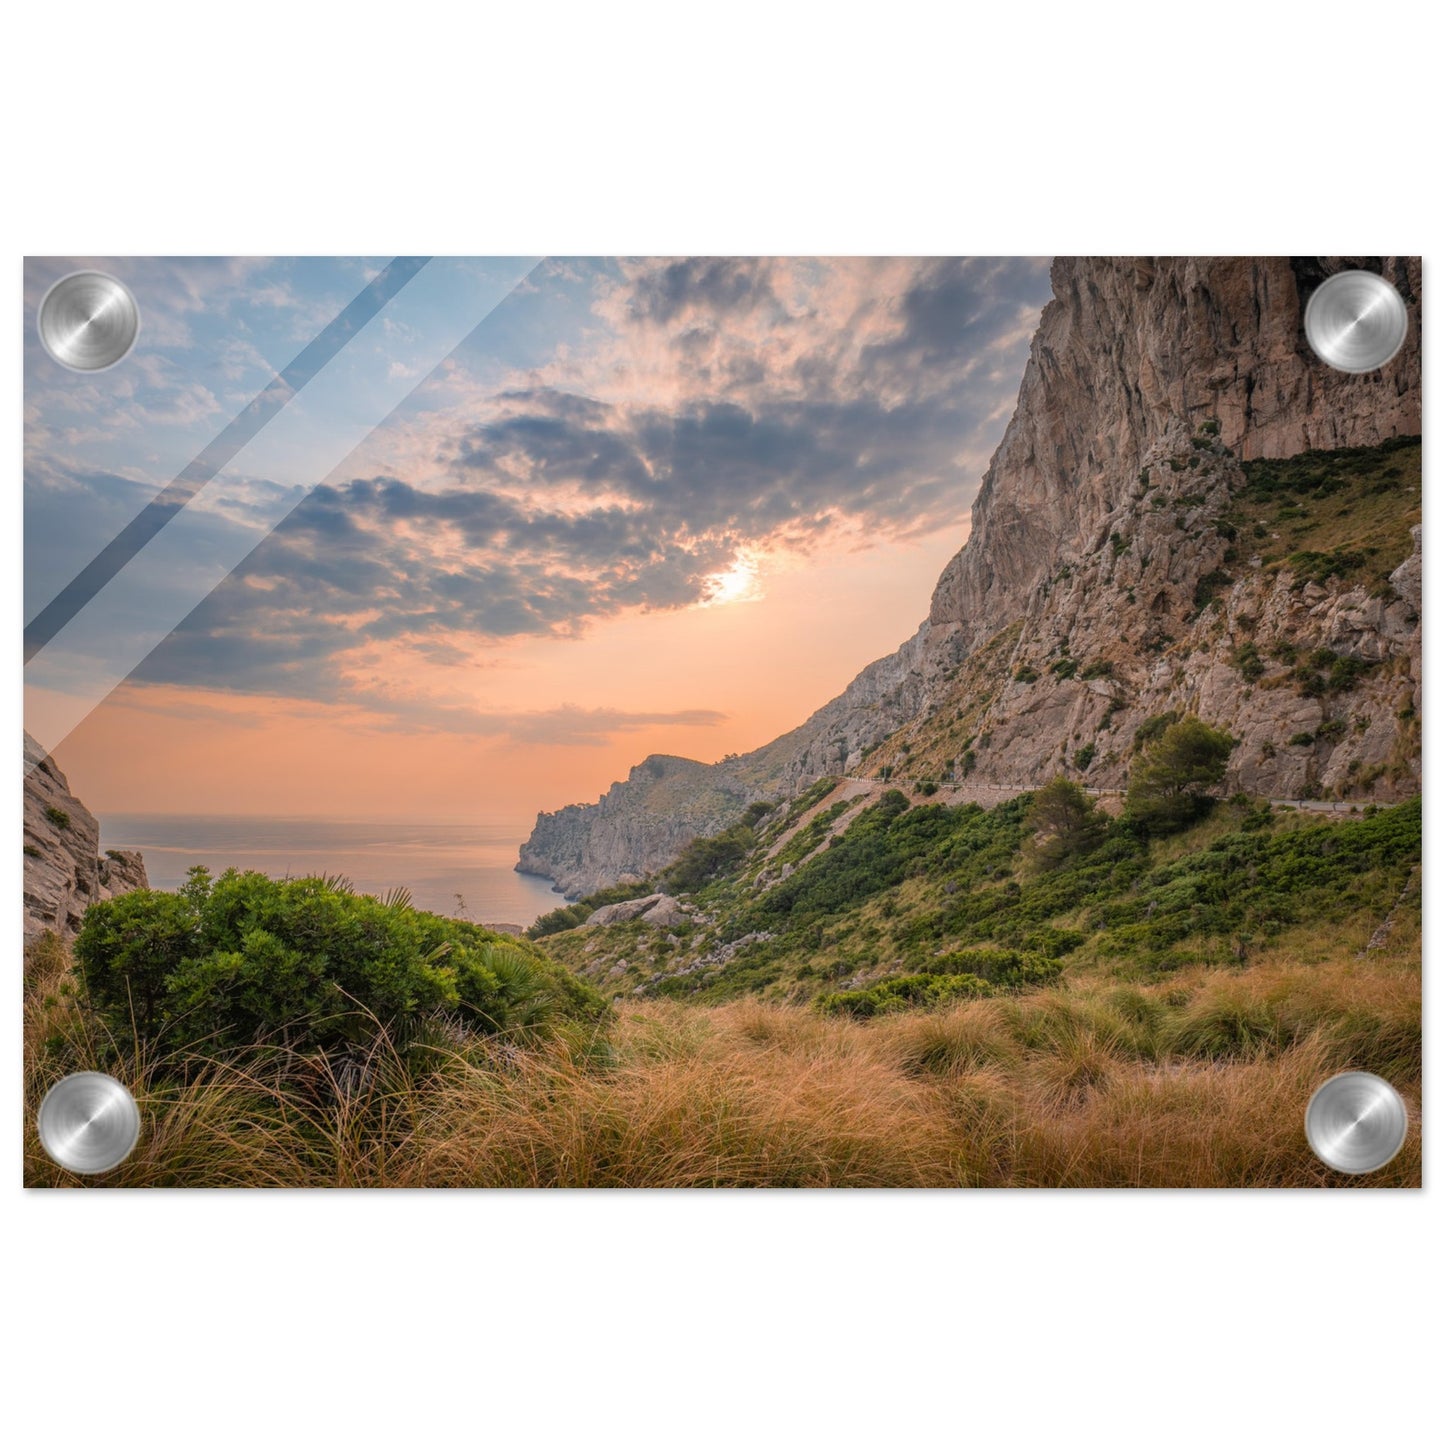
[586,893,668,927]
[639,895,689,928]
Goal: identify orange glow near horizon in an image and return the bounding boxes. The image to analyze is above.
[42,520,969,824]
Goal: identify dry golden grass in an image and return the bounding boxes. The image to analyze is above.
[24,931,1420,1188]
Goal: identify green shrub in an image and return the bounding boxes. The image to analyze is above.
[1192,569,1232,612]
[1014,664,1040,683]
[528,901,592,936]
[1079,659,1113,680]
[816,972,994,1018]
[1073,744,1097,771]
[24,844,42,859]
[1051,657,1079,680]
[44,806,71,831]
[1025,777,1105,870]
[76,868,606,1060]
[1285,649,1376,698]
[925,947,1063,989]
[1231,642,1265,683]
[661,823,755,893]
[1288,548,1367,588]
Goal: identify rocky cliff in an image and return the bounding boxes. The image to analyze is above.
[518,755,752,899]
[24,732,147,942]
[928,256,1421,662]
[519,257,1422,896]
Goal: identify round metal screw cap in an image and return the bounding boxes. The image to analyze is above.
[37,270,141,372]
[1304,1070,1408,1175]
[36,1071,141,1175]
[1303,270,1408,374]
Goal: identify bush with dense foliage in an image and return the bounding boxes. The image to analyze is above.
[75,868,606,1058]
[660,823,757,893]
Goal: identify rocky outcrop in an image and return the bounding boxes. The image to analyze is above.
[772,259,1421,789]
[519,257,1422,893]
[518,755,751,899]
[876,430,1420,800]
[585,892,690,928]
[24,732,148,942]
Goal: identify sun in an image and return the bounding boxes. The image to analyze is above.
[701,556,762,606]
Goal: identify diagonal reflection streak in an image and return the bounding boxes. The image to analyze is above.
[25,256,548,762]
[24,257,432,662]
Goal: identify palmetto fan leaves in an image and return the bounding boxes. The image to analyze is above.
[476,942,556,1032]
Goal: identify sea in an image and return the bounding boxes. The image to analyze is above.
[98,815,567,929]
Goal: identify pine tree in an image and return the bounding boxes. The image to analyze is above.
[1125,716,1236,834]
[1026,776,1106,868]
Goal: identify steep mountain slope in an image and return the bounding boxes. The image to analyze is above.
[24,732,147,941]
[519,257,1421,896]
[532,784,1421,1008]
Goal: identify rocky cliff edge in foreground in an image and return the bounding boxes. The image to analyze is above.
[24,732,147,942]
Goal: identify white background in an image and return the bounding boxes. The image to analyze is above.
[2,5,1438,1440]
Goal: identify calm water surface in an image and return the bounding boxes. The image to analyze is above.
[99,815,564,928]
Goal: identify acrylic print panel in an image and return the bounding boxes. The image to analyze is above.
[22,257,1422,1188]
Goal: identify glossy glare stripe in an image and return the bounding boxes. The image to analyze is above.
[24,257,544,762]
[24,257,431,663]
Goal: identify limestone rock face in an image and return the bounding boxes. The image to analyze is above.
[926,257,1422,661]
[518,257,1422,894]
[24,732,148,942]
[518,755,750,899]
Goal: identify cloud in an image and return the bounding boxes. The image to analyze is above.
[622,257,782,326]
[109,681,727,748]
[99,257,1051,714]
[398,703,731,746]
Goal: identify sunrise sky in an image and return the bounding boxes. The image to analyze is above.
[25,257,1052,823]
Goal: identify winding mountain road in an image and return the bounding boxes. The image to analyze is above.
[833,775,1373,815]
